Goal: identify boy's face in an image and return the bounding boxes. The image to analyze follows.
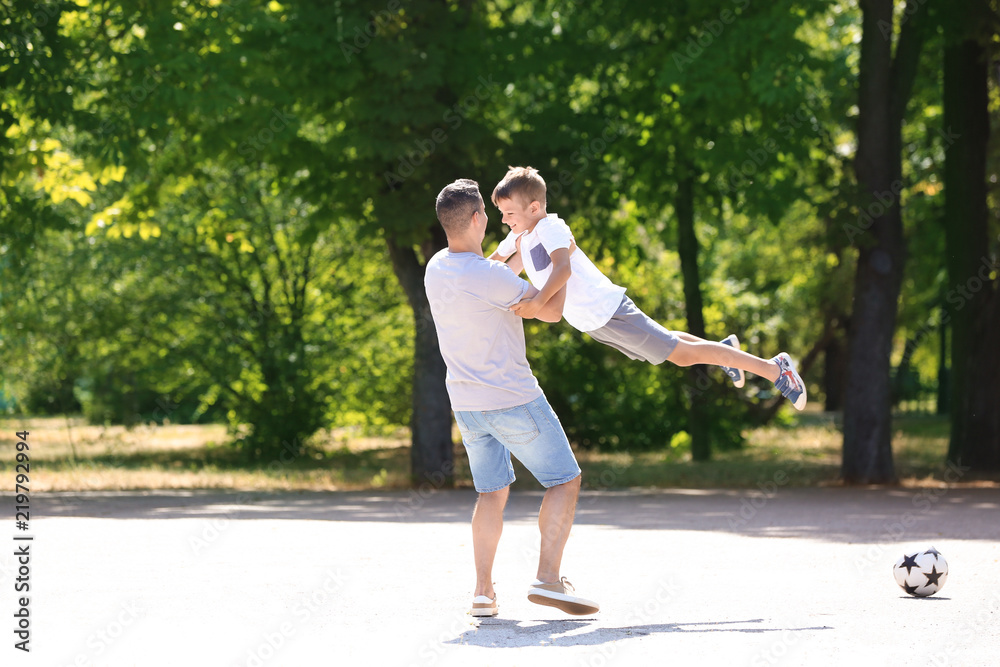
[496,196,540,234]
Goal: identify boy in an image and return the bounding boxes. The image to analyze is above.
[425,178,600,618]
[488,165,807,410]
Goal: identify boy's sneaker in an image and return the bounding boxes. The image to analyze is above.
[470,594,498,617]
[773,352,807,410]
[719,334,745,388]
[527,577,600,616]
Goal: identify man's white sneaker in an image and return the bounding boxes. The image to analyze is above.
[470,594,498,617]
[527,577,600,616]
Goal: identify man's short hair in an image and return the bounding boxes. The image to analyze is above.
[435,179,483,235]
[491,166,546,208]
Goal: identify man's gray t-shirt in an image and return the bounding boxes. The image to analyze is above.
[424,249,543,411]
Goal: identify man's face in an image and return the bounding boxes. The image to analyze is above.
[475,197,488,227]
[496,197,535,234]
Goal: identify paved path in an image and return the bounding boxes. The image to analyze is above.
[3,487,999,666]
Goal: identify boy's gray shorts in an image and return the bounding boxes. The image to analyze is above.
[585,296,679,365]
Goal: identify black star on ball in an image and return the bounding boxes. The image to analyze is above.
[899,553,919,574]
[903,583,921,596]
[924,547,942,560]
[923,565,944,587]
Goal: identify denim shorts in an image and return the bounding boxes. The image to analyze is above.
[454,394,581,493]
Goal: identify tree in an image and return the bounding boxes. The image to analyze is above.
[0,1,82,267]
[30,0,485,479]
[272,0,514,483]
[841,0,929,484]
[544,1,828,458]
[943,0,1000,470]
[2,142,412,458]
[131,160,408,459]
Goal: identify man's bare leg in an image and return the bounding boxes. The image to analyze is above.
[473,486,509,598]
[536,475,581,583]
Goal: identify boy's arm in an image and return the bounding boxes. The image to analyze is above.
[487,249,525,277]
[510,247,571,319]
[490,234,574,280]
[505,251,524,276]
[517,282,566,323]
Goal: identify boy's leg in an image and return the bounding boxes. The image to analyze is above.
[585,298,805,408]
[668,340,808,409]
[674,332,744,386]
[472,486,509,598]
[666,338,780,381]
[536,475,581,583]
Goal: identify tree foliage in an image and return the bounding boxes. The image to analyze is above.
[1,0,997,476]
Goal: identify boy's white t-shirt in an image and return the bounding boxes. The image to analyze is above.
[496,214,626,332]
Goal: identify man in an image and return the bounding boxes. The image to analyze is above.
[424,178,599,618]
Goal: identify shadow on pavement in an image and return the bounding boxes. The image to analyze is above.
[27,487,1000,541]
[446,617,835,648]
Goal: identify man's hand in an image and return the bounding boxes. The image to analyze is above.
[514,283,565,323]
[511,295,544,319]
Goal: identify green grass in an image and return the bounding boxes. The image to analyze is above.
[1,413,995,492]
[567,412,969,491]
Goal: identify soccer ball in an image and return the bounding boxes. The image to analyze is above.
[893,547,948,597]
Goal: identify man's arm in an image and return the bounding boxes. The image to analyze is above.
[510,247,571,319]
[518,283,566,323]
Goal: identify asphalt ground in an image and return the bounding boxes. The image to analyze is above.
[2,486,999,667]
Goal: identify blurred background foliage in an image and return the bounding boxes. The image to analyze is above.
[0,0,997,473]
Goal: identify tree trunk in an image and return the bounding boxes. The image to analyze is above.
[841,0,925,483]
[892,335,920,408]
[936,309,948,415]
[824,331,846,412]
[675,170,710,461]
[943,24,1000,470]
[823,213,849,413]
[386,233,455,486]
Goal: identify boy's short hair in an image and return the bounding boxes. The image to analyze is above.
[491,166,546,209]
[435,179,483,235]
